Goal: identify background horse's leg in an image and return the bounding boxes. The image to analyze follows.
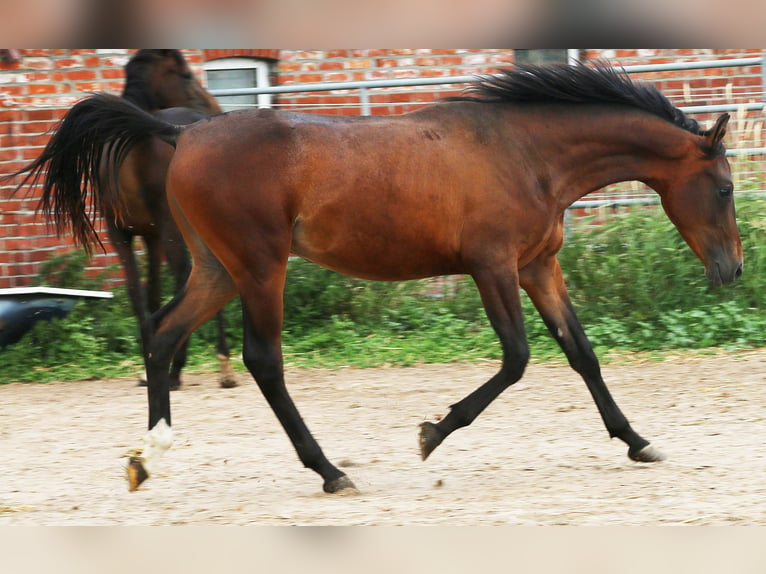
[239,270,354,494]
[106,224,150,385]
[420,266,530,460]
[107,225,145,324]
[144,235,163,314]
[144,234,193,388]
[127,258,237,491]
[214,311,238,388]
[519,252,664,462]
[162,233,193,390]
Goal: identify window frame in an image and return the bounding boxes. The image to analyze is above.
[203,57,273,110]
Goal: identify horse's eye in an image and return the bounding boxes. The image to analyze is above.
[718,185,733,198]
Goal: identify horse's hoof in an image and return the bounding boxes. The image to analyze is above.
[126,456,149,491]
[137,379,147,387]
[323,474,358,494]
[629,444,666,462]
[219,377,238,389]
[419,422,445,461]
[169,380,182,391]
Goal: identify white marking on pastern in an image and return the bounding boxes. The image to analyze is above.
[137,418,173,477]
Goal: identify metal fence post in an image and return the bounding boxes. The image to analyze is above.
[762,54,766,104]
[360,87,371,116]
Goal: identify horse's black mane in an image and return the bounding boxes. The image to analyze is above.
[451,63,703,136]
[122,49,186,110]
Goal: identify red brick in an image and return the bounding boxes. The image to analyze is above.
[27,84,57,95]
[71,82,104,93]
[295,74,323,84]
[23,109,59,121]
[278,62,302,73]
[55,57,85,69]
[324,73,351,83]
[344,59,373,70]
[0,148,17,162]
[65,69,97,81]
[101,68,125,80]
[325,50,350,59]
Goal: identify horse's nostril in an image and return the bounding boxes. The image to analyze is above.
[735,262,743,279]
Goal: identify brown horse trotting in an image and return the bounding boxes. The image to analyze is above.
[13,49,237,389]
[13,63,742,493]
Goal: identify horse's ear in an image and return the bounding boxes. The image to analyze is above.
[704,113,729,148]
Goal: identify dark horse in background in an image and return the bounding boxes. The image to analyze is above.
[15,49,237,389]
[13,63,742,494]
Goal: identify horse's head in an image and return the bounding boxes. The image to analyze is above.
[656,113,743,286]
[124,50,221,114]
[143,50,195,108]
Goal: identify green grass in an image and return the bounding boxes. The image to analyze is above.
[2,197,764,383]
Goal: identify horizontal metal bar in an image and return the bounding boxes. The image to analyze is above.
[569,189,766,210]
[621,57,763,74]
[209,75,477,97]
[681,102,764,113]
[209,57,765,99]
[570,197,659,209]
[727,147,766,156]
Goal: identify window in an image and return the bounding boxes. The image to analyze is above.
[204,58,272,111]
[514,50,575,65]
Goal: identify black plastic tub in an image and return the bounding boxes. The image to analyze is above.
[0,287,113,348]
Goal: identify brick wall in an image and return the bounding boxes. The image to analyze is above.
[1,49,764,288]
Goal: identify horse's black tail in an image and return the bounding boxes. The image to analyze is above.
[7,93,181,252]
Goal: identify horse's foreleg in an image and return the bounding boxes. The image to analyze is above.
[420,266,530,460]
[126,265,237,491]
[240,285,355,494]
[520,254,664,463]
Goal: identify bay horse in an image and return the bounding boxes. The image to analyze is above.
[14,49,238,389]
[13,63,742,493]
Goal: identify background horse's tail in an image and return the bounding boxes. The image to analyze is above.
[9,93,181,252]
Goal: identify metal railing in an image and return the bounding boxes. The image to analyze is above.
[210,55,766,114]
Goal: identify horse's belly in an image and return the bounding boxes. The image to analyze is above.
[291,218,461,281]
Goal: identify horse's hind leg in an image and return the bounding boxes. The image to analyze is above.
[238,264,355,494]
[126,259,237,491]
[106,224,152,386]
[420,266,530,460]
[165,226,238,389]
[520,252,664,462]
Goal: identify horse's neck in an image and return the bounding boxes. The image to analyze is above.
[121,82,155,111]
[541,110,698,209]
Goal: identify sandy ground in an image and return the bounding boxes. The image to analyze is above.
[1,350,765,525]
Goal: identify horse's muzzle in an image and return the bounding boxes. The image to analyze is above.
[707,259,743,287]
